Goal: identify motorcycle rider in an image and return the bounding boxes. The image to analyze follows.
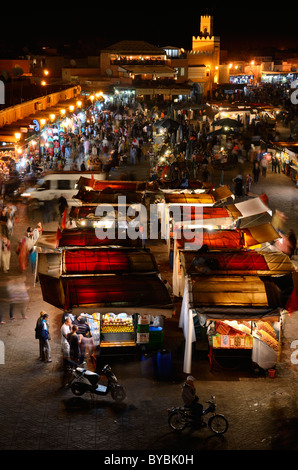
[182,376,204,427]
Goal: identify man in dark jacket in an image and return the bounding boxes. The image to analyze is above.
[40,313,52,363]
[35,311,46,360]
[182,376,204,426]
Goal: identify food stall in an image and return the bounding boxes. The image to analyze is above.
[207,318,280,372]
[36,231,174,362]
[179,258,295,374]
[172,221,280,297]
[157,186,234,255]
[179,272,285,374]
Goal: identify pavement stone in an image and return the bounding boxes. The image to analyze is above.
[1,154,298,455]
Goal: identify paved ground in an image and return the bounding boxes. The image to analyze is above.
[1,152,298,455]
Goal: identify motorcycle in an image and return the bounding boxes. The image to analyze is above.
[68,363,126,402]
[167,395,228,434]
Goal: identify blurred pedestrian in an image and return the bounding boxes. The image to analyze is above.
[245,174,252,195]
[1,235,11,272]
[0,279,7,324]
[272,210,287,234]
[0,207,8,238]
[233,174,243,197]
[7,276,29,320]
[260,192,269,206]
[67,324,82,364]
[42,200,52,224]
[287,229,297,257]
[17,228,34,273]
[252,160,260,183]
[32,222,43,243]
[76,316,93,364]
[58,194,68,219]
[261,156,268,177]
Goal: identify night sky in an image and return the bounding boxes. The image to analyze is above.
[1,3,298,54]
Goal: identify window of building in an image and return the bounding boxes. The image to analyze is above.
[57,180,70,190]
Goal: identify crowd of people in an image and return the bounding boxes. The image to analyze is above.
[0,92,297,323]
[34,310,95,384]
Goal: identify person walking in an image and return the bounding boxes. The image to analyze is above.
[7,276,29,320]
[1,236,11,272]
[0,207,9,238]
[261,156,268,177]
[17,228,34,273]
[252,160,260,184]
[32,222,43,243]
[58,194,68,220]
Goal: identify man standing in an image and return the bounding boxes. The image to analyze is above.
[61,316,72,359]
[40,313,52,363]
[35,311,46,360]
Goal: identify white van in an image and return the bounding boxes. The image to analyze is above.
[21,171,106,207]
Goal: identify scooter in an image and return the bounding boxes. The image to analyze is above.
[167,395,228,434]
[68,363,126,402]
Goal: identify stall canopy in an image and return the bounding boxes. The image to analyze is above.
[175,223,279,250]
[162,186,233,205]
[241,223,279,247]
[38,273,174,316]
[37,248,158,277]
[163,192,215,206]
[62,248,158,275]
[226,197,272,228]
[77,178,148,192]
[190,275,281,309]
[69,205,139,222]
[179,272,284,373]
[73,187,144,205]
[57,228,142,248]
[172,206,235,228]
[175,229,244,250]
[180,250,295,276]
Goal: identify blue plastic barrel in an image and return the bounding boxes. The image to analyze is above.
[156,349,172,380]
[141,354,156,378]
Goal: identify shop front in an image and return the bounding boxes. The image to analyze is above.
[179,265,295,374]
[36,230,174,366]
[38,271,174,364]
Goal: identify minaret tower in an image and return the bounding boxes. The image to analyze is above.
[200,15,213,37]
